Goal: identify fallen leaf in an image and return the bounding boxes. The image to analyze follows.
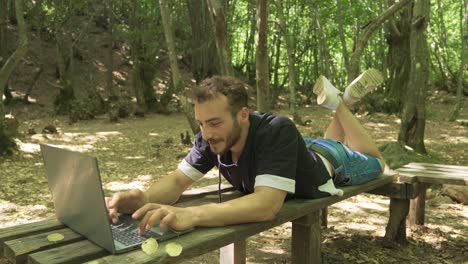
[142,238,158,255]
[47,233,64,242]
[165,242,183,257]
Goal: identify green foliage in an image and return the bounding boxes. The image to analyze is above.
[0,129,16,156]
[379,142,443,169]
[68,94,106,123]
[16,0,464,116]
[53,87,75,115]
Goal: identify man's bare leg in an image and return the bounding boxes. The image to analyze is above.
[334,99,384,164]
[324,115,345,142]
[313,70,385,167]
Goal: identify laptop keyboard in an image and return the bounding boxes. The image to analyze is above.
[111,215,161,246]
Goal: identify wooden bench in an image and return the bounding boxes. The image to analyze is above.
[370,162,468,242]
[0,174,396,264]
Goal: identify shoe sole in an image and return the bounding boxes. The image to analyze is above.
[347,69,383,98]
[313,76,325,95]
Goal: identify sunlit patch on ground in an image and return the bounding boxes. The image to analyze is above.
[258,247,286,255]
[365,122,390,128]
[16,141,41,153]
[330,194,390,214]
[105,175,154,192]
[124,156,145,160]
[0,199,54,228]
[96,131,122,136]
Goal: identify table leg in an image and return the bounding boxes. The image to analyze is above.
[385,198,409,243]
[409,183,428,226]
[292,210,321,264]
[321,208,328,228]
[220,240,246,264]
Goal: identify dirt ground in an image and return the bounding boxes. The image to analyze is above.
[0,92,467,263]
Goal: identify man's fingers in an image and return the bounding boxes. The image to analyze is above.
[160,212,176,229]
[108,192,121,208]
[145,208,170,231]
[133,203,161,219]
[138,209,155,234]
[105,195,120,224]
[133,204,163,234]
[108,207,119,224]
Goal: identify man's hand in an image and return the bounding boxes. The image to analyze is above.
[132,204,196,234]
[105,189,149,224]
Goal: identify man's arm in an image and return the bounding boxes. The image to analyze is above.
[144,168,195,205]
[106,168,194,224]
[134,186,287,232]
[191,186,287,226]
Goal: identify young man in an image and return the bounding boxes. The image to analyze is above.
[106,70,385,234]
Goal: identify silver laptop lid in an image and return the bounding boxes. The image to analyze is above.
[40,144,115,253]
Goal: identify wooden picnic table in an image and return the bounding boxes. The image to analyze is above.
[1,162,466,263]
[1,176,395,264]
[370,162,468,242]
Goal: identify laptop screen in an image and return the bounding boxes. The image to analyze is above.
[41,144,115,252]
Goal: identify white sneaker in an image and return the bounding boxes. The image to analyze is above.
[343,68,383,105]
[313,75,341,111]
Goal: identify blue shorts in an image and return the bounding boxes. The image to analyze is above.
[304,138,383,186]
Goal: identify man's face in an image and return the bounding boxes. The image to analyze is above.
[194,95,242,155]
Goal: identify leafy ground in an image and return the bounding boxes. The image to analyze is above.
[0,93,467,264]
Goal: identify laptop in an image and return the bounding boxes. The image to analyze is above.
[40,144,190,254]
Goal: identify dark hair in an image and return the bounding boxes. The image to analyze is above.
[191,76,249,116]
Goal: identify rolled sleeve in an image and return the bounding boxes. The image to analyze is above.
[177,159,205,181]
[254,174,295,193]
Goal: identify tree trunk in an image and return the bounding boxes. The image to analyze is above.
[337,0,349,72]
[160,0,181,92]
[398,0,431,154]
[451,0,467,121]
[275,0,301,122]
[378,0,387,80]
[243,0,256,81]
[312,3,335,83]
[436,0,456,86]
[255,0,269,112]
[270,28,281,109]
[432,41,448,89]
[54,33,75,114]
[130,0,147,113]
[106,0,117,100]
[207,0,233,76]
[0,0,27,155]
[385,2,412,114]
[1,0,10,104]
[186,0,218,82]
[0,0,7,68]
[312,29,319,83]
[0,0,26,93]
[431,0,449,89]
[348,0,412,83]
[24,66,43,102]
[160,0,199,134]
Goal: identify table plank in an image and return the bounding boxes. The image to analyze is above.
[89,175,395,263]
[405,162,468,172]
[4,228,83,264]
[28,240,108,264]
[397,163,468,185]
[0,220,64,257]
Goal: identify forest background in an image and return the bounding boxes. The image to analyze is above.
[0,0,467,263]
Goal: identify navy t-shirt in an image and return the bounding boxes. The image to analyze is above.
[177,112,333,198]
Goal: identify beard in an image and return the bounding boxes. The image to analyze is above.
[208,119,242,155]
